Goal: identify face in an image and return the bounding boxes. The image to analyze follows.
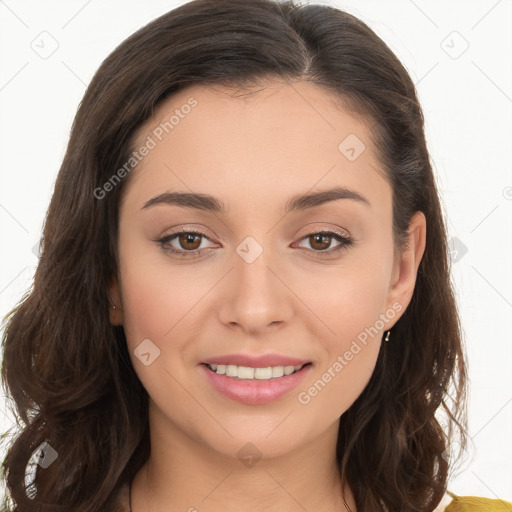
[109,80,425,460]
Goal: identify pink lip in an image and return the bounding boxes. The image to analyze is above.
[200,363,312,405]
[202,353,310,367]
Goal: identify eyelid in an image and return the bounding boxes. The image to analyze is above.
[297,223,351,239]
[160,225,217,242]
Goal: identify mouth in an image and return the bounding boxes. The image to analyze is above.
[200,360,313,404]
[203,362,312,380]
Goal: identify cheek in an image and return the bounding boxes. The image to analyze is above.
[295,266,389,418]
[118,244,205,403]
[117,233,204,371]
[293,242,392,408]
[297,247,393,342]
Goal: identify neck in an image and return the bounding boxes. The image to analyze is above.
[130,405,356,511]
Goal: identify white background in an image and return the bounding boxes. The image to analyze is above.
[0,0,511,504]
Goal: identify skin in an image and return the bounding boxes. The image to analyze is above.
[108,80,426,512]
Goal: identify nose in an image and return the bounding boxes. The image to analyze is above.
[218,243,293,335]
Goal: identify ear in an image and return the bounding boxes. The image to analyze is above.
[107,275,124,325]
[385,211,426,326]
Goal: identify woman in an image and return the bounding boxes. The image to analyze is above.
[1,0,510,511]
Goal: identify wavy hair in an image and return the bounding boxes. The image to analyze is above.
[0,0,468,510]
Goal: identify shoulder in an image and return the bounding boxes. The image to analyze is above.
[436,490,512,511]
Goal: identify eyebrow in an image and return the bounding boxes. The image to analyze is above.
[141,186,370,214]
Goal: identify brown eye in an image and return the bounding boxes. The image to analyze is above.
[156,230,216,257]
[308,233,332,251]
[294,230,354,258]
[177,233,202,251]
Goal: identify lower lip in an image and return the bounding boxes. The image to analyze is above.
[200,363,312,405]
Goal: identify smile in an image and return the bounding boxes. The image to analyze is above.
[201,362,312,404]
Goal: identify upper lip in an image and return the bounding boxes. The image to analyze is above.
[202,354,310,368]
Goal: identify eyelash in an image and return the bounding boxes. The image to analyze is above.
[155,228,354,259]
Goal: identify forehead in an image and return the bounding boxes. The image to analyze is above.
[121,80,389,215]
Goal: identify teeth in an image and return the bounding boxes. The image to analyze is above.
[272,366,284,378]
[207,363,304,380]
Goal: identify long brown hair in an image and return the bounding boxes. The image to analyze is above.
[1,0,468,510]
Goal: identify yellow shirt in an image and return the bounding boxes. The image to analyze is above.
[439,490,512,511]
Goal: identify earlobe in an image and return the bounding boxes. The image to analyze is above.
[386,211,427,323]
